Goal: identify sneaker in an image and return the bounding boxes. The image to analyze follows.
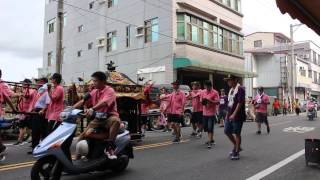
[104,148,117,160]
[211,140,216,145]
[256,131,261,135]
[0,145,7,155]
[27,151,33,155]
[231,152,240,160]
[172,138,181,144]
[0,155,5,162]
[13,141,22,146]
[190,132,197,137]
[196,132,202,138]
[207,142,212,149]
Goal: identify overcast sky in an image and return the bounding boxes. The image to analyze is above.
[1,0,320,81]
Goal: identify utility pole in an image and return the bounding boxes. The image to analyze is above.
[289,23,302,110]
[55,0,64,74]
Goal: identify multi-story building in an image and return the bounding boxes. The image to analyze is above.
[40,0,251,88]
[244,31,320,100]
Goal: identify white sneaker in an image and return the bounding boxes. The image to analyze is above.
[104,148,117,160]
[0,155,5,162]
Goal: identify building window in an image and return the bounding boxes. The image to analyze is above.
[254,40,262,48]
[126,26,131,47]
[47,52,53,66]
[313,51,317,64]
[177,14,185,40]
[47,18,55,34]
[108,0,118,8]
[77,50,82,57]
[107,31,117,52]
[89,2,94,9]
[177,13,243,56]
[219,0,242,12]
[314,71,318,83]
[308,70,313,78]
[78,25,84,32]
[299,67,306,77]
[88,42,93,50]
[145,17,159,43]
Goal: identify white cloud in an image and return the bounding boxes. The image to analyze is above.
[242,0,320,44]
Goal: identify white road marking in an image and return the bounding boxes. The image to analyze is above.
[246,149,305,180]
[283,126,315,134]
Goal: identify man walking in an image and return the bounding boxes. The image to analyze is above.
[282,99,288,116]
[189,81,203,138]
[224,75,246,160]
[253,87,270,134]
[201,80,219,148]
[168,81,186,143]
[47,73,64,133]
[29,78,51,154]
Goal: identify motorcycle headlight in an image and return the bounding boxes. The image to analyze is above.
[60,112,69,121]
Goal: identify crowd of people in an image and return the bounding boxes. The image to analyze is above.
[3,66,314,162]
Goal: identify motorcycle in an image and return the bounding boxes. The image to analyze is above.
[307,104,316,121]
[31,108,133,180]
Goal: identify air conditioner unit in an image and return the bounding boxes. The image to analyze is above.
[96,37,106,47]
[136,26,144,37]
[304,54,310,59]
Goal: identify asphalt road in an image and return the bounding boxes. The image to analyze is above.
[1,114,320,180]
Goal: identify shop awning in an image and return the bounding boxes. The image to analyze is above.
[276,0,320,35]
[173,58,257,78]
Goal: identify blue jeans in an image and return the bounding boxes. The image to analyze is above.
[203,116,216,133]
[224,120,243,135]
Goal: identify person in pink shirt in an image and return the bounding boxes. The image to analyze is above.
[73,71,120,159]
[140,81,154,136]
[0,69,17,161]
[159,87,171,132]
[14,79,37,145]
[201,80,220,148]
[188,81,203,138]
[46,73,65,133]
[253,86,270,134]
[168,81,186,143]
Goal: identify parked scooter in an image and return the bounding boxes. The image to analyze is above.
[31,108,133,180]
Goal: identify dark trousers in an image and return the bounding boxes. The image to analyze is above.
[48,120,62,134]
[283,108,287,115]
[31,109,48,149]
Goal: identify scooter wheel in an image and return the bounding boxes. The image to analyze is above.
[31,156,62,180]
[111,155,129,173]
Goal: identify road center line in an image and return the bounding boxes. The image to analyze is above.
[246,149,305,180]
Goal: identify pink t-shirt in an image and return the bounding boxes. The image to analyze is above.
[160,94,171,113]
[0,81,14,117]
[89,85,119,117]
[254,94,270,113]
[20,88,37,112]
[190,90,203,112]
[141,103,148,114]
[202,89,219,116]
[46,85,65,121]
[169,90,186,115]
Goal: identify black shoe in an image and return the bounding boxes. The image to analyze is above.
[190,132,197,137]
[13,141,22,146]
[27,151,33,155]
[207,142,212,149]
[267,127,270,134]
[256,131,261,135]
[172,138,181,144]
